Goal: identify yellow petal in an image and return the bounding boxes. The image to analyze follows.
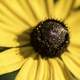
[67,52,80,67]
[61,52,80,79]
[15,54,37,80]
[0,28,20,47]
[18,0,38,25]
[0,22,30,36]
[0,12,30,47]
[46,0,54,18]
[73,0,80,8]
[42,59,50,80]
[54,0,73,20]
[0,1,34,36]
[49,58,68,80]
[36,58,50,80]
[48,60,54,80]
[65,11,80,45]
[0,1,29,27]
[0,0,37,26]
[0,47,26,75]
[56,58,76,80]
[65,68,77,80]
[0,46,35,75]
[68,44,80,57]
[35,58,45,80]
[27,0,48,21]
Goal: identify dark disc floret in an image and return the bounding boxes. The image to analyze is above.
[30,19,69,58]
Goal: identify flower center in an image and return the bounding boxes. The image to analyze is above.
[30,19,69,58]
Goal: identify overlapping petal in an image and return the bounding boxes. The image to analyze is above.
[36,58,50,80]
[0,46,34,75]
[0,0,37,26]
[54,0,74,20]
[0,48,24,75]
[49,58,69,80]
[15,54,37,80]
[46,0,54,18]
[27,0,48,21]
[65,11,80,46]
[0,28,20,47]
[73,0,80,8]
[61,52,80,79]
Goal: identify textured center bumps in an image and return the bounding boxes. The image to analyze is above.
[30,19,69,58]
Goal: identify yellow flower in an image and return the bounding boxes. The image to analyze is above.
[0,0,80,80]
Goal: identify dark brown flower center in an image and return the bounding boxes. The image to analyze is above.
[30,19,69,58]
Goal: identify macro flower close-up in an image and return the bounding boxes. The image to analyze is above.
[0,0,80,80]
